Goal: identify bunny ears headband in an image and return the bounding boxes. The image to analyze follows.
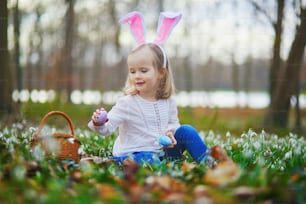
[119,11,182,67]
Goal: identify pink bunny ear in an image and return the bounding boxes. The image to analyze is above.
[119,11,146,45]
[154,12,182,45]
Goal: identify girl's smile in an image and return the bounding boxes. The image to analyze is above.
[127,47,164,101]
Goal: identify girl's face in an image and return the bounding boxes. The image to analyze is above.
[127,46,164,101]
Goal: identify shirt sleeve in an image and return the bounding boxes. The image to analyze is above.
[167,96,180,132]
[88,96,128,136]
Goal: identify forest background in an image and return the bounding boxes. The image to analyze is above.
[1,0,306,135]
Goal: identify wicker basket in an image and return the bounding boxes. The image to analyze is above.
[31,111,81,163]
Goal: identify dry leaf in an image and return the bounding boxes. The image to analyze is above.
[182,161,196,172]
[145,175,186,192]
[204,145,240,186]
[204,160,240,187]
[210,145,231,162]
[95,183,121,200]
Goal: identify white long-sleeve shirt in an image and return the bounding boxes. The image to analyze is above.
[88,94,180,156]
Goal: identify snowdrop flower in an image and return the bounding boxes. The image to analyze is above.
[225,145,232,151]
[294,146,301,156]
[28,127,37,134]
[208,130,215,138]
[257,157,265,166]
[13,122,24,130]
[32,145,46,161]
[243,149,252,158]
[7,135,18,144]
[68,138,75,144]
[226,131,231,138]
[241,133,247,138]
[253,141,261,150]
[289,138,297,146]
[284,151,292,160]
[249,129,257,138]
[3,127,9,135]
[78,145,85,155]
[243,143,249,150]
[13,165,26,181]
[264,150,273,157]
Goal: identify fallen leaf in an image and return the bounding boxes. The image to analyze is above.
[204,161,241,187]
[210,145,231,162]
[182,161,196,172]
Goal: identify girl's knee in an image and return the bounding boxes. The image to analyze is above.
[176,124,196,133]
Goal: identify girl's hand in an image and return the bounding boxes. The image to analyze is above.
[164,129,177,148]
[92,108,108,126]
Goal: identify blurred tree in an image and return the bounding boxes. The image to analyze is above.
[267,4,306,131]
[0,0,15,117]
[251,0,284,102]
[256,0,306,131]
[60,0,75,102]
[14,0,22,92]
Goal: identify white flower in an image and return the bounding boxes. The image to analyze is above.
[253,141,261,150]
[32,145,46,161]
[294,146,301,156]
[13,166,26,181]
[78,145,85,155]
[226,131,231,138]
[226,145,232,151]
[28,127,37,133]
[289,138,297,146]
[243,150,252,158]
[68,138,75,144]
[284,151,292,160]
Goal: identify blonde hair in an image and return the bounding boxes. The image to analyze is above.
[123,43,175,99]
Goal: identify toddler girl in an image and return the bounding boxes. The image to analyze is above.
[88,43,216,167]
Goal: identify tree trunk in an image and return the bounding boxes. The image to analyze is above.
[0,0,14,117]
[269,0,284,100]
[61,0,75,102]
[265,7,306,129]
[14,0,22,91]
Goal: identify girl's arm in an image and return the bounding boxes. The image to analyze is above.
[88,97,128,136]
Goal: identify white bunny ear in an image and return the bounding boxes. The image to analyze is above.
[154,12,182,45]
[119,11,146,45]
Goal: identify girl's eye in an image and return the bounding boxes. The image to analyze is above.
[141,68,148,73]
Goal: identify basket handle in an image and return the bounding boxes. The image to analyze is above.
[35,111,75,137]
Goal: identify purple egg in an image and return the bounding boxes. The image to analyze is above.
[96,110,108,124]
[159,136,172,146]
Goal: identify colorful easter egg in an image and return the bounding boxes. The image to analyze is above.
[96,110,108,124]
[159,136,172,146]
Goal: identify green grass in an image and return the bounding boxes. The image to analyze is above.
[0,102,304,203]
[0,121,305,203]
[20,101,266,134]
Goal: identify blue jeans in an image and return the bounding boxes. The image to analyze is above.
[165,124,210,163]
[111,125,210,164]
